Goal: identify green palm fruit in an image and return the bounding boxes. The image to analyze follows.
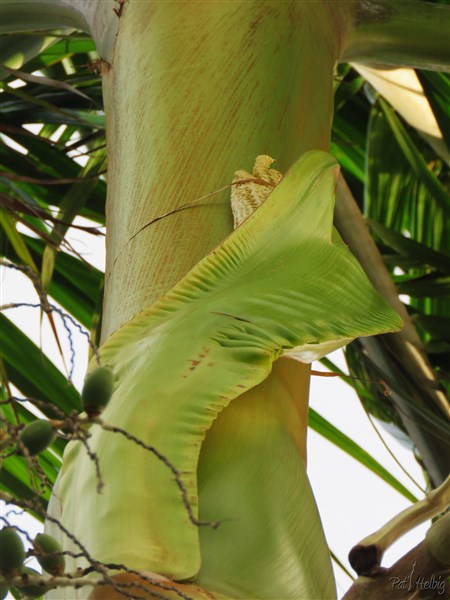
[17,567,45,598]
[0,576,8,600]
[18,420,55,456]
[81,366,115,416]
[33,534,65,576]
[0,528,25,573]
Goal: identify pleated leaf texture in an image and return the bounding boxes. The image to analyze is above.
[50,151,403,598]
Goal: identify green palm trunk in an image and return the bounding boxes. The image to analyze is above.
[101,1,346,338]
[75,6,347,596]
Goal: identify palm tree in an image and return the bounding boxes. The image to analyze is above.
[1,1,449,598]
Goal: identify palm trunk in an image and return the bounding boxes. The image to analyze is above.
[97,7,344,594]
[101,1,348,338]
[47,5,350,597]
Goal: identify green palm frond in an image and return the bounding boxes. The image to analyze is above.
[332,65,450,485]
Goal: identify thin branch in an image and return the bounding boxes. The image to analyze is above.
[311,370,391,396]
[1,194,104,235]
[0,170,106,185]
[363,406,427,495]
[0,289,101,370]
[111,176,274,272]
[93,418,222,530]
[349,475,450,576]
[62,131,104,153]
[0,494,192,600]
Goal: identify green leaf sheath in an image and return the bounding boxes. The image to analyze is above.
[53,152,402,593]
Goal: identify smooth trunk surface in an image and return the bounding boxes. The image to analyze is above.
[101,0,348,340]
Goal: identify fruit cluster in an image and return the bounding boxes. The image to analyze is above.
[12,366,115,457]
[0,367,116,598]
[0,528,65,598]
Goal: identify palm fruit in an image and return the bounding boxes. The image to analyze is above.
[0,527,25,573]
[33,533,65,576]
[0,576,8,600]
[81,366,115,416]
[17,567,44,598]
[18,420,55,456]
